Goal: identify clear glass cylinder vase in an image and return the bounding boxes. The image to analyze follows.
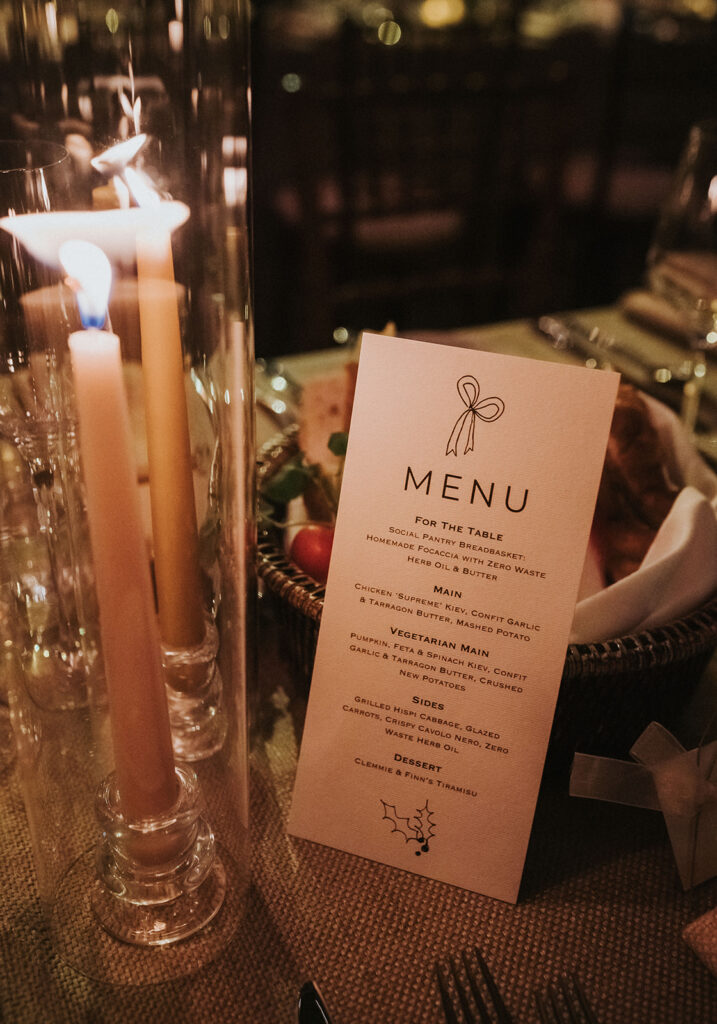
[0,0,254,984]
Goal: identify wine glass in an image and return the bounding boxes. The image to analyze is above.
[0,140,94,708]
[0,576,18,772]
[646,120,717,449]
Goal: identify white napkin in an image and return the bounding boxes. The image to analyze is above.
[570,396,717,644]
[684,907,717,977]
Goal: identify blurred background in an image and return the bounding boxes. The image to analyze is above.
[250,0,717,357]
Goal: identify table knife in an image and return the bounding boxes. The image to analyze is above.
[298,980,333,1024]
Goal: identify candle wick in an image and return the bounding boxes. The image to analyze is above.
[59,240,112,331]
[62,273,107,330]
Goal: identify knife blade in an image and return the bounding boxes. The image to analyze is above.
[298,980,334,1024]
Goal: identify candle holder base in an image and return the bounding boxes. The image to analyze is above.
[92,857,226,947]
[50,840,247,983]
[92,764,225,946]
[163,616,227,761]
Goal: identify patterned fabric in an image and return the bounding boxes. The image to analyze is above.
[1,630,716,1024]
[684,908,717,979]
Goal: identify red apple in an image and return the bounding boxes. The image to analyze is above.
[289,524,335,583]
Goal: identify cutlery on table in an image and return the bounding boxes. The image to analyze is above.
[533,314,695,406]
[535,313,717,463]
[298,980,334,1024]
[533,975,601,1024]
[436,946,515,1024]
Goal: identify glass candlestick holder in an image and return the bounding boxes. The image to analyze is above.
[163,613,227,762]
[7,639,250,981]
[92,763,226,946]
[0,0,255,984]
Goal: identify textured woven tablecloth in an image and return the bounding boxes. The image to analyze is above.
[1,600,716,1024]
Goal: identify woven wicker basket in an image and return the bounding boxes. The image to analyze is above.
[258,429,717,770]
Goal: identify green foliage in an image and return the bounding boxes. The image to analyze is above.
[260,430,349,530]
[328,431,348,456]
[261,458,314,506]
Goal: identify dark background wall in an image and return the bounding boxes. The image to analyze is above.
[250,1,717,356]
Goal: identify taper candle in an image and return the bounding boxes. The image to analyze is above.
[136,220,206,649]
[62,240,177,822]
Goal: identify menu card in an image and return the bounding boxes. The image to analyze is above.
[288,334,619,903]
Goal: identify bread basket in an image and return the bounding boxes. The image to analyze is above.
[257,427,717,770]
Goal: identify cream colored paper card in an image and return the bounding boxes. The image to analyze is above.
[288,334,619,903]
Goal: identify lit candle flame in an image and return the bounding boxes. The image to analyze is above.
[709,175,717,215]
[124,166,162,207]
[59,240,112,329]
[91,134,169,211]
[119,91,142,136]
[91,133,147,180]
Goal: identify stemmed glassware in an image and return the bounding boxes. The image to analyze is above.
[646,119,717,450]
[0,140,93,709]
[0,442,36,770]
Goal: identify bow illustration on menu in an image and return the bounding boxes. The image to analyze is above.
[445,374,505,456]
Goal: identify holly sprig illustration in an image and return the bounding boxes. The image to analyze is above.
[381,799,436,856]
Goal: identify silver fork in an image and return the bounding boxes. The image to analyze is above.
[436,946,515,1024]
[534,976,600,1024]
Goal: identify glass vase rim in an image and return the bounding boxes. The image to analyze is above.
[0,139,69,175]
